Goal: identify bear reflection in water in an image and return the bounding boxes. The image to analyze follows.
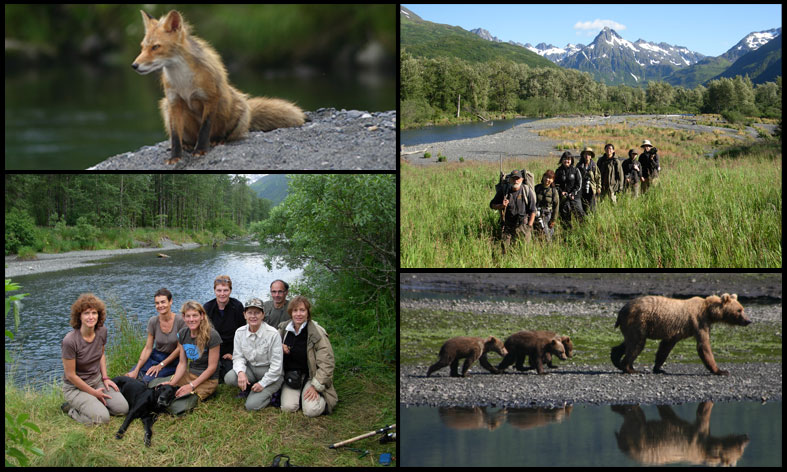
[438,405,571,431]
[613,402,749,466]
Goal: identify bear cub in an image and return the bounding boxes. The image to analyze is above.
[496,330,568,374]
[426,336,508,377]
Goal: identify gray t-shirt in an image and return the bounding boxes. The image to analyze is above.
[263,299,290,328]
[61,326,107,385]
[177,326,222,379]
[147,313,186,353]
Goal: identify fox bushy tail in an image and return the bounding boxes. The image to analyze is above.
[247,97,306,132]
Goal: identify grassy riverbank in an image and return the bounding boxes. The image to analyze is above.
[400,124,781,268]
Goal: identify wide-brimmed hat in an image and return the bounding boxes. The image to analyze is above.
[580,147,595,159]
[641,140,653,148]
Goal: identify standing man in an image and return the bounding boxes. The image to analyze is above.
[597,143,624,204]
[489,170,536,253]
[203,275,246,383]
[639,140,661,193]
[263,280,291,328]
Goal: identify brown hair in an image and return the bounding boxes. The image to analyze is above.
[287,296,312,322]
[180,301,213,357]
[154,287,173,301]
[542,170,556,187]
[213,275,232,290]
[70,293,107,329]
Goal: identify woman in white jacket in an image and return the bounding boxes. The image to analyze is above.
[224,297,284,410]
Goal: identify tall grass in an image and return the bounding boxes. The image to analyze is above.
[401,125,781,268]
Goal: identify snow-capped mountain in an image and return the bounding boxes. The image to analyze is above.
[720,27,781,62]
[559,27,705,85]
[524,42,584,63]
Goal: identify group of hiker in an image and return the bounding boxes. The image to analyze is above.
[490,139,661,249]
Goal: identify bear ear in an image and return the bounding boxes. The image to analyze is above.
[721,293,733,303]
[485,336,494,343]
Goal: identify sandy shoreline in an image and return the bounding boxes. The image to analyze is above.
[401,114,773,165]
[4,239,201,278]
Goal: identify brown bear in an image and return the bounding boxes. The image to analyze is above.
[496,331,568,374]
[611,293,750,375]
[426,336,508,377]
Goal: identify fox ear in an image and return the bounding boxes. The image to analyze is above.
[140,10,156,31]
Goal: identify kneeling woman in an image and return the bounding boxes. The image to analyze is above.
[61,293,128,424]
[159,301,221,414]
[278,296,338,417]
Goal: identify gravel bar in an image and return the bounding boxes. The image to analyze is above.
[401,114,774,166]
[4,238,200,278]
[400,362,782,408]
[91,108,396,170]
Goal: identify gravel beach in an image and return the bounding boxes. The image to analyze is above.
[401,272,783,303]
[4,238,200,278]
[400,362,782,408]
[401,114,775,165]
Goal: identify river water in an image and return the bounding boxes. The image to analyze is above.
[401,401,781,466]
[5,239,302,388]
[401,117,540,147]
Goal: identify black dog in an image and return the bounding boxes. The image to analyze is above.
[111,376,176,447]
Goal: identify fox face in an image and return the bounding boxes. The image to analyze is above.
[131,10,186,75]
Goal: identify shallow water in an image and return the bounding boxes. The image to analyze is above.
[401,117,540,146]
[400,401,781,466]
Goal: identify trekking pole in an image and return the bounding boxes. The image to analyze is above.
[328,424,396,449]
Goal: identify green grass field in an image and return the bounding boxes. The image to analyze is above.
[401,124,781,268]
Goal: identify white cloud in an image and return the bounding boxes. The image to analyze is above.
[574,19,626,36]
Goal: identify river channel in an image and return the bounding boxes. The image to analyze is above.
[5,239,302,388]
[401,117,540,146]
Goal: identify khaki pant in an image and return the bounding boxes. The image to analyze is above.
[642,174,659,193]
[281,380,327,417]
[62,373,128,425]
[225,366,284,411]
[150,372,217,416]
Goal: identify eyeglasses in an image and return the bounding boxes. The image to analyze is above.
[271,290,287,294]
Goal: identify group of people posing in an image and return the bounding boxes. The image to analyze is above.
[61,277,337,425]
[490,139,661,246]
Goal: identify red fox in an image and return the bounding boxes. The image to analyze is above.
[132,10,305,164]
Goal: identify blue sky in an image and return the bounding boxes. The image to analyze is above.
[402,4,782,56]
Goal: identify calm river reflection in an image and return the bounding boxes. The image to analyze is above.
[400,401,781,466]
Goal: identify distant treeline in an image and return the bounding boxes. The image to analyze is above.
[401,52,782,127]
[5,174,272,254]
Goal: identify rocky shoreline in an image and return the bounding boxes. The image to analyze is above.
[400,114,775,165]
[400,362,783,408]
[91,108,396,170]
[401,272,783,304]
[4,239,200,278]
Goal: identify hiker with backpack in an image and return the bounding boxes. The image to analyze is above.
[490,169,536,252]
[639,140,661,193]
[554,151,585,229]
[533,170,559,241]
